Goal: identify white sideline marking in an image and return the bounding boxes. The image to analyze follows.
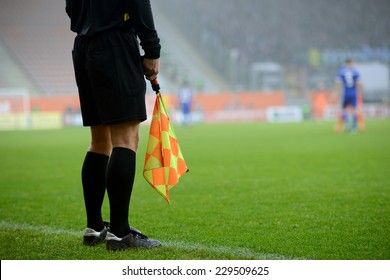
[1,220,295,260]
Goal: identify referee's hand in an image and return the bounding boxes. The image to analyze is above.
[143,58,160,81]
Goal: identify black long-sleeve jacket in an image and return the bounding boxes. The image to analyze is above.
[65,0,160,59]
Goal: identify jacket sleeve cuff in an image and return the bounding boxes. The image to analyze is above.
[143,45,161,59]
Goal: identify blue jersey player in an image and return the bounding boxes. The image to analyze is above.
[177,81,193,127]
[335,59,364,133]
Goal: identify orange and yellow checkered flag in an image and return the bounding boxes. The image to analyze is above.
[143,79,188,203]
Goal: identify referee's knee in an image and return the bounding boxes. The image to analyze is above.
[112,138,139,152]
[89,141,112,156]
[110,121,140,152]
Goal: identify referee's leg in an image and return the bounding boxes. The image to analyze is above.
[89,125,112,155]
[81,125,111,234]
[109,121,141,152]
[106,121,141,238]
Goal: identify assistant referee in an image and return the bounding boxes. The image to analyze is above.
[66,0,161,250]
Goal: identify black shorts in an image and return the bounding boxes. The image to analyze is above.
[72,31,147,126]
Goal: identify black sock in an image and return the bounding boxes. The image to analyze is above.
[106,147,136,237]
[81,151,109,231]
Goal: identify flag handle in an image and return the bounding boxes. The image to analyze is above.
[151,79,160,93]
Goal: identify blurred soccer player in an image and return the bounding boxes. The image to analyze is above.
[335,58,364,133]
[177,80,193,127]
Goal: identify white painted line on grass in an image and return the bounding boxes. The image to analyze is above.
[1,220,296,260]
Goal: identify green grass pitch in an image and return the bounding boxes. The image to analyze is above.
[0,120,389,260]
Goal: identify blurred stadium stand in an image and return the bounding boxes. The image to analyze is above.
[0,0,76,95]
[154,1,390,72]
[0,0,389,103]
[0,0,228,95]
[154,0,390,101]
